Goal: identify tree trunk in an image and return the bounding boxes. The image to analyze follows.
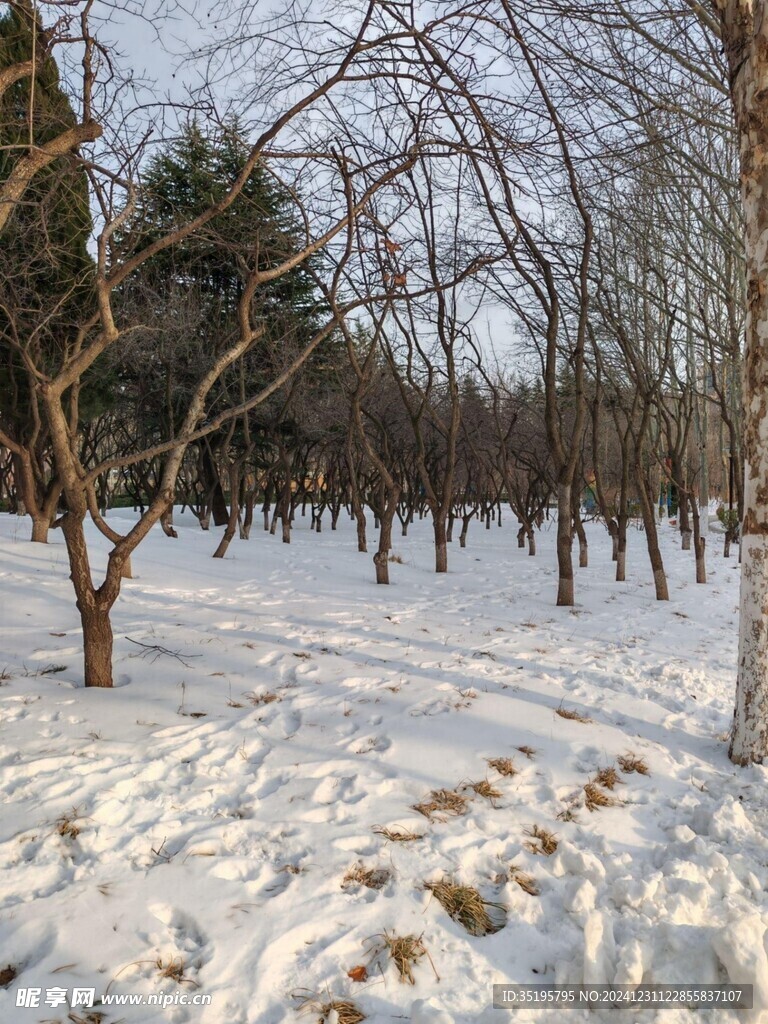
[81,603,114,689]
[160,505,178,538]
[637,473,669,601]
[459,513,472,548]
[31,516,49,543]
[241,490,254,540]
[719,3,768,762]
[357,513,368,552]
[213,485,239,557]
[679,489,692,549]
[61,509,115,688]
[202,447,228,527]
[373,503,396,584]
[527,528,536,557]
[616,515,628,583]
[608,520,619,561]
[556,482,574,606]
[689,498,706,584]
[434,514,448,573]
[574,515,588,568]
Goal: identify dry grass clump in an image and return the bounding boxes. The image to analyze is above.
[618,752,650,775]
[412,788,468,821]
[372,824,423,842]
[67,1011,108,1024]
[556,802,580,823]
[508,864,540,896]
[388,553,405,564]
[366,932,435,985]
[56,812,81,840]
[342,863,391,890]
[594,766,622,791]
[0,964,17,987]
[244,690,280,706]
[297,993,366,1024]
[555,704,592,724]
[523,825,559,856]
[156,956,189,984]
[468,779,503,805]
[584,781,617,812]
[486,757,517,777]
[424,878,506,936]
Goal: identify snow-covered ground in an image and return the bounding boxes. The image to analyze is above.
[0,508,765,1024]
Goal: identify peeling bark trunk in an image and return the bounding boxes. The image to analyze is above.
[720,3,768,763]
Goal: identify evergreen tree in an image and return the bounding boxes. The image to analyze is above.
[114,121,331,514]
[0,2,100,529]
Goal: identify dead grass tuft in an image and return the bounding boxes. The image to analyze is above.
[366,931,436,985]
[372,824,423,842]
[388,553,404,564]
[523,825,559,856]
[508,865,540,896]
[594,766,622,791]
[424,878,506,936]
[617,752,650,776]
[555,704,592,724]
[67,1011,108,1024]
[56,812,81,840]
[412,788,468,821]
[516,745,537,759]
[556,803,580,823]
[342,863,391,890]
[468,779,503,805]
[584,782,616,812]
[155,956,191,984]
[244,691,280,706]
[0,964,17,987]
[296,993,366,1024]
[486,757,517,777]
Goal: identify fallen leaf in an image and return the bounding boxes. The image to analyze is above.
[347,965,368,983]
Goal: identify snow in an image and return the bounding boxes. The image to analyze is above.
[0,508,766,1022]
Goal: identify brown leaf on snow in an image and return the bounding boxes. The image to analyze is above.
[347,964,368,982]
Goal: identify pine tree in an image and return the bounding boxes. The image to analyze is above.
[0,2,98,536]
